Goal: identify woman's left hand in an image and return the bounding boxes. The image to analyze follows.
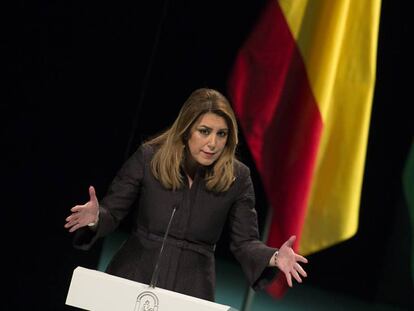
[273,235,308,287]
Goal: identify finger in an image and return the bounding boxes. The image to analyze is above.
[65,213,80,222]
[70,205,85,212]
[291,269,302,283]
[295,254,308,264]
[66,213,80,225]
[295,263,307,277]
[69,223,81,233]
[64,218,79,229]
[64,220,75,229]
[89,185,98,203]
[68,217,86,232]
[285,271,293,287]
[285,235,296,247]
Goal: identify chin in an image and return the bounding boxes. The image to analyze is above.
[198,160,214,166]
[197,157,215,166]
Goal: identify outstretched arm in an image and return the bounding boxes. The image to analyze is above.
[64,185,99,232]
[269,235,308,287]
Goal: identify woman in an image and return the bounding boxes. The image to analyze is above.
[65,88,307,301]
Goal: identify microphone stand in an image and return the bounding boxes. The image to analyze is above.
[149,207,177,288]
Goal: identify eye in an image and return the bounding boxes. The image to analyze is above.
[198,128,210,135]
[217,131,228,138]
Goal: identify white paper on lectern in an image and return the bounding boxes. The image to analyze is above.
[66,266,238,311]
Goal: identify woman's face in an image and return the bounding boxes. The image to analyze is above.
[187,112,229,166]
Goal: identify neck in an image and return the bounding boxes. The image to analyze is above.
[183,156,199,180]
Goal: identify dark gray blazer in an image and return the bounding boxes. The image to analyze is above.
[74,144,278,301]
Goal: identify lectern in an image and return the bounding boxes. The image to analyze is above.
[66,266,238,311]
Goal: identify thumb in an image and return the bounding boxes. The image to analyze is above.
[89,185,98,203]
[286,235,296,247]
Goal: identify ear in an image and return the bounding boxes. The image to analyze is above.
[182,130,190,141]
[181,136,188,148]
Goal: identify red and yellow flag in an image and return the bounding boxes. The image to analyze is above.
[228,0,381,297]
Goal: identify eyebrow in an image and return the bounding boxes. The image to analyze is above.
[198,125,229,131]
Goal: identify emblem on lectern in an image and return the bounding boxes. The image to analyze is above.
[134,291,159,311]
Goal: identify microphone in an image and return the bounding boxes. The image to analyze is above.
[149,206,177,288]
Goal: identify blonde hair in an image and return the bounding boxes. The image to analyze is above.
[145,88,238,192]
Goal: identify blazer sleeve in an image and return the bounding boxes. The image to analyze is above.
[228,164,279,290]
[73,144,148,250]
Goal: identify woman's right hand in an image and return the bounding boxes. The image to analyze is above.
[64,186,99,232]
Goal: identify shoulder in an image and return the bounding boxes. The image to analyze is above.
[231,159,254,196]
[140,143,156,156]
[233,159,251,181]
[122,143,157,168]
[134,142,158,159]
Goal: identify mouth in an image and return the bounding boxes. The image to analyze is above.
[201,150,216,158]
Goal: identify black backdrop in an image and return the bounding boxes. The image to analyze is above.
[3,0,413,310]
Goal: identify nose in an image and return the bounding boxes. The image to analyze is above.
[207,135,216,150]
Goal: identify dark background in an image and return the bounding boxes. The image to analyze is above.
[3,0,413,310]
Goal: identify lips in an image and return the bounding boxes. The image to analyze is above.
[201,150,215,158]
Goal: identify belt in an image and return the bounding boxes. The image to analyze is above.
[135,226,216,256]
